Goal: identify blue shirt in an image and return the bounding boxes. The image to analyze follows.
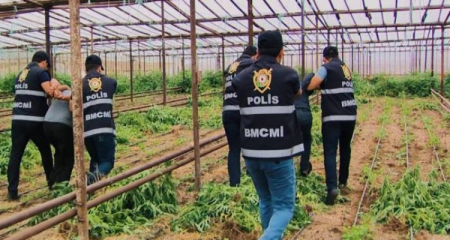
[316,66,327,80]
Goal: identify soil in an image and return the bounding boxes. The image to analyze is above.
[291,98,450,240]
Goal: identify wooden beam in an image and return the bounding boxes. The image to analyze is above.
[68,0,89,237]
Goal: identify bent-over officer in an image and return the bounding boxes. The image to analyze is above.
[8,51,56,200]
[44,84,74,186]
[232,31,303,240]
[82,55,117,185]
[295,72,315,176]
[307,46,357,205]
[222,45,257,187]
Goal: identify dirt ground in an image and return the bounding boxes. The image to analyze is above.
[293,98,450,240]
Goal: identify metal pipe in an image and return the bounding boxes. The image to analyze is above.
[424,40,428,72]
[335,28,339,46]
[441,25,445,96]
[182,37,185,85]
[143,50,146,73]
[327,29,330,45]
[351,44,354,71]
[90,26,93,55]
[129,40,134,102]
[138,42,141,73]
[114,42,118,79]
[248,0,254,46]
[221,35,225,94]
[162,0,167,105]
[68,0,89,238]
[315,17,319,70]
[341,31,344,62]
[6,139,227,240]
[159,50,162,71]
[44,6,53,77]
[301,0,305,79]
[190,0,201,191]
[104,52,107,75]
[431,27,435,76]
[221,36,225,76]
[357,45,360,74]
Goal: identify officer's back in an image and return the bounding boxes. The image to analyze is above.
[231,30,303,239]
[233,32,303,159]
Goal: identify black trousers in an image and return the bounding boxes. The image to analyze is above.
[43,122,74,185]
[222,110,241,187]
[322,121,356,191]
[8,121,53,194]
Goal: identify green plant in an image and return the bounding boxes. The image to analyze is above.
[168,71,191,93]
[0,73,16,93]
[354,73,438,97]
[342,224,373,240]
[54,72,72,86]
[30,173,178,239]
[370,167,450,234]
[199,71,222,93]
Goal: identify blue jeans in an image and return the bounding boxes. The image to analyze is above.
[322,121,356,191]
[222,110,241,186]
[244,158,296,240]
[296,108,312,170]
[85,134,116,176]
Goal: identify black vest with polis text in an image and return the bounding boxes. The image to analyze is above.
[12,62,49,122]
[320,58,357,122]
[82,71,117,138]
[222,54,254,112]
[232,55,304,161]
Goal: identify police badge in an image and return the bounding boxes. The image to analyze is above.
[253,68,272,93]
[19,69,30,83]
[341,64,352,80]
[89,77,102,93]
[228,61,240,74]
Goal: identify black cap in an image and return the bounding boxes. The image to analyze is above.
[258,30,284,57]
[32,51,51,68]
[242,45,257,56]
[323,46,339,58]
[85,55,104,70]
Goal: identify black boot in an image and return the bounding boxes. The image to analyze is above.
[325,188,339,205]
[8,191,20,201]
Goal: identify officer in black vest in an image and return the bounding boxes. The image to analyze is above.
[8,51,56,200]
[222,45,256,187]
[307,46,357,205]
[82,55,117,185]
[232,31,303,240]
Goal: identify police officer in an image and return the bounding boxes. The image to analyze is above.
[232,31,303,240]
[222,45,256,187]
[44,84,73,186]
[295,73,315,176]
[8,51,56,200]
[307,46,357,205]
[82,55,117,185]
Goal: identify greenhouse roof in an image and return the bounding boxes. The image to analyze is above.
[0,0,448,55]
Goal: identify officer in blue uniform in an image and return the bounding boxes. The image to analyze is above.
[295,73,315,176]
[8,51,56,200]
[307,46,357,205]
[222,45,256,187]
[232,31,303,240]
[82,55,117,185]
